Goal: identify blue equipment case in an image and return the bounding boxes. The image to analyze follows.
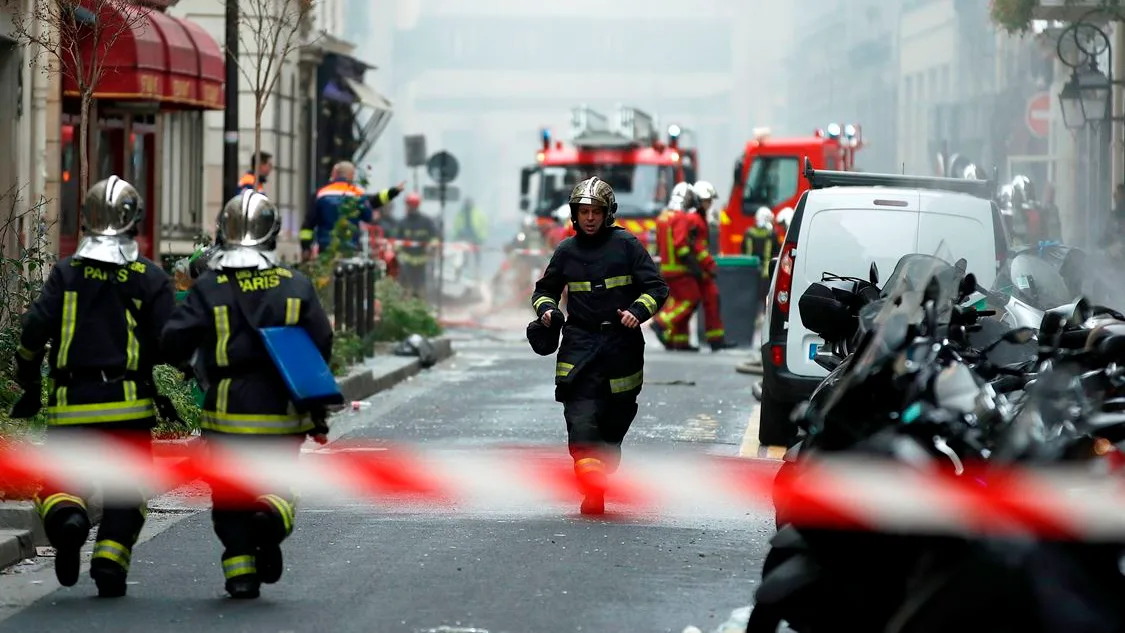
[258,326,345,408]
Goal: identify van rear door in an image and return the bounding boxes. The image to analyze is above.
[785,191,922,378]
[915,191,999,289]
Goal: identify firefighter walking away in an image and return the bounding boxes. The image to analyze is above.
[650,182,701,351]
[161,190,335,599]
[10,176,176,597]
[528,176,668,515]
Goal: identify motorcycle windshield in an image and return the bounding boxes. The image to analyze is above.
[993,251,1076,311]
[820,244,964,416]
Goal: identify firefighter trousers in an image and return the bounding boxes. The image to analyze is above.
[204,432,304,588]
[399,261,428,299]
[562,395,639,475]
[699,276,725,343]
[652,275,701,348]
[35,419,153,584]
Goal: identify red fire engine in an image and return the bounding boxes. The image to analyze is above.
[718,124,863,255]
[519,105,698,247]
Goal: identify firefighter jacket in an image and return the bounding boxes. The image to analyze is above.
[675,212,717,277]
[237,172,266,194]
[17,257,175,426]
[531,227,669,402]
[655,209,685,278]
[396,212,440,266]
[743,227,775,279]
[159,265,333,435]
[300,180,401,253]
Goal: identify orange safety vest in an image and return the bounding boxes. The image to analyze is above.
[238,172,265,193]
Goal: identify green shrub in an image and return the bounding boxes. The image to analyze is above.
[372,276,443,342]
[151,365,202,439]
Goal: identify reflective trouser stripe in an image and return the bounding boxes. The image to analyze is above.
[705,329,725,340]
[222,555,256,579]
[284,298,301,325]
[92,539,131,572]
[575,457,604,475]
[35,492,86,519]
[201,411,314,435]
[610,370,643,394]
[214,306,231,366]
[258,494,296,536]
[670,334,690,343]
[57,291,78,368]
[47,399,155,425]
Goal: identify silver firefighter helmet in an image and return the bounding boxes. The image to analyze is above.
[213,190,281,270]
[74,176,143,265]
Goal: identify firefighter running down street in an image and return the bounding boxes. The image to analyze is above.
[396,192,441,299]
[690,181,737,350]
[10,176,177,598]
[161,191,335,600]
[528,177,669,515]
[651,182,702,351]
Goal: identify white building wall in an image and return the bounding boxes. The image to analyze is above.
[897,0,957,175]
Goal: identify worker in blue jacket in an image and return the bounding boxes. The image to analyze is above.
[298,161,404,260]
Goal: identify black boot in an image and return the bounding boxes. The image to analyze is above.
[90,559,127,598]
[252,511,284,584]
[710,339,739,351]
[649,322,671,349]
[226,576,261,599]
[49,510,90,588]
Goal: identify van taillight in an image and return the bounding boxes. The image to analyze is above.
[770,345,784,366]
[775,242,796,315]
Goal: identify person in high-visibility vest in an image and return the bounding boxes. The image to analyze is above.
[649,182,700,351]
[743,207,776,318]
[237,151,271,194]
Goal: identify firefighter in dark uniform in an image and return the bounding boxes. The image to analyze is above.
[530,177,669,515]
[10,176,176,597]
[743,206,776,316]
[396,191,440,299]
[160,190,334,600]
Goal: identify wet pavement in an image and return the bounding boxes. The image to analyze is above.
[0,322,772,633]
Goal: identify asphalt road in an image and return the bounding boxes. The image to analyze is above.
[0,325,772,633]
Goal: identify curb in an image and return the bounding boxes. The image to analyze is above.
[0,529,34,569]
[337,337,455,403]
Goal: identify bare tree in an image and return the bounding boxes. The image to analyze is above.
[3,0,152,194]
[233,0,318,189]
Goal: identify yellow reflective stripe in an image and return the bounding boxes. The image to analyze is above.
[533,296,557,311]
[665,227,677,267]
[670,334,690,342]
[56,385,68,407]
[298,229,314,240]
[57,291,78,368]
[284,298,301,325]
[696,250,711,262]
[217,378,231,413]
[556,362,574,377]
[610,370,643,394]
[201,411,314,435]
[635,293,657,315]
[259,494,296,535]
[378,188,392,204]
[567,281,592,292]
[605,275,632,289]
[125,309,139,371]
[705,329,725,338]
[222,555,256,579]
[575,457,604,475]
[35,492,86,518]
[123,380,136,402]
[47,399,155,425]
[214,306,231,367]
[676,246,691,257]
[16,345,37,361]
[92,539,131,571]
[660,264,688,273]
[720,209,731,225]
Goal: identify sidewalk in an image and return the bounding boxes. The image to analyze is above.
[0,336,456,571]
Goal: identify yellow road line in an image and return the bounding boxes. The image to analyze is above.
[737,405,786,460]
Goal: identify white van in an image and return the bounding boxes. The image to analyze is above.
[757,175,1009,446]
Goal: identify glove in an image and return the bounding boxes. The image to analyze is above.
[308,408,330,445]
[13,352,43,391]
[154,393,182,424]
[9,387,42,419]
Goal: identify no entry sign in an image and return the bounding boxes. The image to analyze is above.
[1026,92,1050,138]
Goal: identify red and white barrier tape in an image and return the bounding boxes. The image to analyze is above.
[6,435,1125,538]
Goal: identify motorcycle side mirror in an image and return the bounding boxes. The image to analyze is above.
[958,273,977,302]
[869,262,879,285]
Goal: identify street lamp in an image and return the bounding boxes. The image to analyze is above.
[1078,61,1112,125]
[1059,73,1086,130]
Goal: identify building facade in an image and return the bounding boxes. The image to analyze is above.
[1,0,61,261]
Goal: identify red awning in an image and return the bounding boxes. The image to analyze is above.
[60,0,223,111]
[175,17,225,110]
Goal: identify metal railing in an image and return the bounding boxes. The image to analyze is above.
[333,258,380,336]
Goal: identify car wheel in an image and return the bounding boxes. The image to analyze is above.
[758,391,795,447]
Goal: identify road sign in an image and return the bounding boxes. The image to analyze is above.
[424,184,460,203]
[404,135,427,167]
[1026,92,1051,138]
[426,151,459,184]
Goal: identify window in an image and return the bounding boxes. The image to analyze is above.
[741,156,800,210]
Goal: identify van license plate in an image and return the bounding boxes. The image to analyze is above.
[808,343,819,360]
